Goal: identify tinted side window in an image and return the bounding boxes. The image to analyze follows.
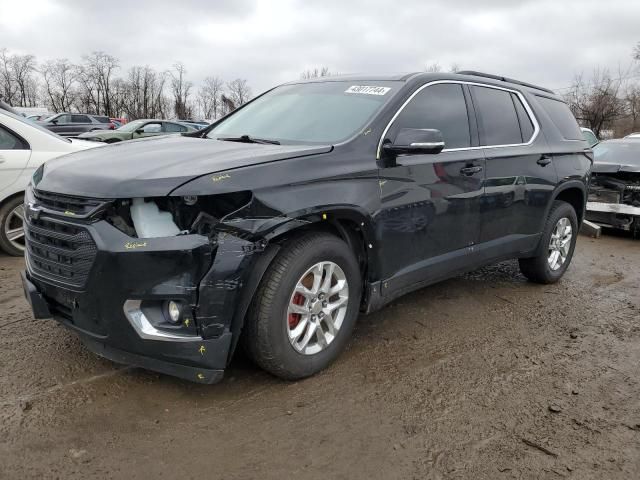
[94,116,110,123]
[472,86,522,146]
[164,122,187,133]
[0,126,28,150]
[536,96,583,140]
[391,83,471,149]
[72,115,91,123]
[55,114,71,123]
[512,93,535,141]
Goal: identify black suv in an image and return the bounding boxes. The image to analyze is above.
[39,113,113,137]
[21,72,592,384]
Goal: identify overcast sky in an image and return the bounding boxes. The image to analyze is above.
[1,0,639,96]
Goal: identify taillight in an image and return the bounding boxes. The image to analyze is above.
[109,123,116,130]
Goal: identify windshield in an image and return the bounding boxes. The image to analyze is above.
[117,120,146,132]
[207,81,401,144]
[593,141,640,166]
[581,129,598,147]
[1,109,71,143]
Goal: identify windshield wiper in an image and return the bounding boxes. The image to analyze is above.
[217,134,280,145]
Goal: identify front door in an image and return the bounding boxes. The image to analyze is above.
[133,121,163,139]
[376,82,485,293]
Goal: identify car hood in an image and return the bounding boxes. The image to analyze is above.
[37,135,332,198]
[77,130,119,139]
[592,161,640,174]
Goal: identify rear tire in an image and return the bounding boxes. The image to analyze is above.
[243,232,361,380]
[0,196,26,257]
[519,200,577,284]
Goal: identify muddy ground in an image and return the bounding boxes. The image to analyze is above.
[0,233,639,479]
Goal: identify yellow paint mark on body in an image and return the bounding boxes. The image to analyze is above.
[124,241,148,250]
[64,210,76,216]
[198,345,206,355]
[212,174,231,182]
[197,373,205,380]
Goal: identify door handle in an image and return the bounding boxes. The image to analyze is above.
[460,165,483,176]
[537,155,552,166]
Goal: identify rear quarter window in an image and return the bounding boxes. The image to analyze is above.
[535,96,583,140]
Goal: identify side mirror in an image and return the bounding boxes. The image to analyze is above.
[381,128,444,166]
[51,119,58,125]
[135,128,144,134]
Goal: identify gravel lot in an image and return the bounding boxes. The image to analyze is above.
[1,233,639,479]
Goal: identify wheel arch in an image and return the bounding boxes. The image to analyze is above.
[225,207,378,364]
[550,181,587,224]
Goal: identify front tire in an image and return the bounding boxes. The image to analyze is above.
[0,196,26,256]
[243,232,362,380]
[519,200,578,284]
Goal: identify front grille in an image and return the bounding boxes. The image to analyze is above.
[33,189,106,217]
[25,217,97,288]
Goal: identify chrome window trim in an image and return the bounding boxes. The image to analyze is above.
[376,80,541,159]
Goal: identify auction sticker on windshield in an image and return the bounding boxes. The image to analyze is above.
[345,85,391,95]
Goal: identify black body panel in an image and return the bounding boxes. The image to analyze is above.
[22,72,591,383]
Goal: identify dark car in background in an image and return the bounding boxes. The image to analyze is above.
[39,113,114,137]
[21,71,590,385]
[586,139,640,235]
[178,119,209,130]
[77,119,197,143]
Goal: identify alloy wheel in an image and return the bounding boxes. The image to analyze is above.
[3,204,25,253]
[287,261,349,355]
[547,217,572,271]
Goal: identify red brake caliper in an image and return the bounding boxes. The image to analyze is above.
[288,293,305,328]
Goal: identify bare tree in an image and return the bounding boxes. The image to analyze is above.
[119,65,169,119]
[564,68,627,137]
[197,76,224,119]
[74,51,119,115]
[225,78,251,110]
[425,62,442,73]
[0,49,16,105]
[300,66,331,79]
[9,53,38,106]
[41,58,77,112]
[624,84,640,134]
[170,62,192,119]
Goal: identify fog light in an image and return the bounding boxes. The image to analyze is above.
[167,301,181,324]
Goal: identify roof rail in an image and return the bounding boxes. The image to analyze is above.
[457,71,555,95]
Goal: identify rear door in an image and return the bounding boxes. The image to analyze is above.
[70,114,93,136]
[162,122,188,135]
[0,124,31,193]
[469,84,557,253]
[377,82,486,289]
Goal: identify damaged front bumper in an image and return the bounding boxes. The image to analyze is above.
[21,198,270,384]
[586,201,640,231]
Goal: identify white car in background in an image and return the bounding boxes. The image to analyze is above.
[0,105,101,256]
